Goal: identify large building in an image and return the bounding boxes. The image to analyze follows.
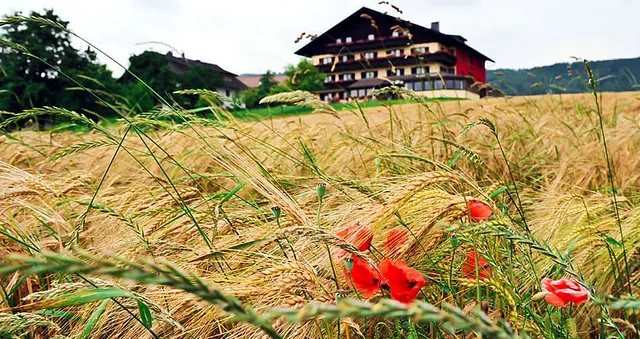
[295,7,494,101]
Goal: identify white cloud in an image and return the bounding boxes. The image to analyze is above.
[1,0,639,76]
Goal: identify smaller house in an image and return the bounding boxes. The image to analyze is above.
[237,74,289,89]
[164,52,247,100]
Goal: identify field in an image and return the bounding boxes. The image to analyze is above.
[0,87,639,338]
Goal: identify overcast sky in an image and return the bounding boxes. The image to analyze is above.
[2,0,639,77]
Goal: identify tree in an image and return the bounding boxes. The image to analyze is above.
[258,71,278,97]
[0,9,118,120]
[118,51,224,111]
[285,59,325,92]
[241,88,262,109]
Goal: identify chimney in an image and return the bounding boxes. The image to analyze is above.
[431,21,440,32]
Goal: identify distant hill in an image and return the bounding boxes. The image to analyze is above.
[487,57,640,96]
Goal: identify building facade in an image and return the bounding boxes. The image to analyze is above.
[295,7,494,101]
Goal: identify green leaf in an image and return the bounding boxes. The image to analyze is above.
[604,236,623,249]
[609,298,640,310]
[565,236,580,257]
[34,309,81,322]
[137,300,153,329]
[189,238,276,262]
[447,151,462,168]
[217,181,246,206]
[45,287,135,308]
[80,299,110,339]
[489,186,509,200]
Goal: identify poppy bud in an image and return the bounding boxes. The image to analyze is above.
[316,183,327,199]
[270,206,281,219]
[374,157,381,167]
[344,257,354,273]
[449,234,459,249]
[532,291,549,302]
[566,318,577,338]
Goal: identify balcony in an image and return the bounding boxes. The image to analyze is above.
[316,51,457,73]
[322,36,411,54]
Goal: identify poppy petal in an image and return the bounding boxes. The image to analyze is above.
[545,293,570,307]
[541,278,553,292]
[468,200,493,222]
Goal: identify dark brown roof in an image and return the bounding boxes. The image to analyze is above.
[165,52,248,90]
[295,7,493,63]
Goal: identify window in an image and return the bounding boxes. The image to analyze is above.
[324,75,334,83]
[414,47,427,54]
[414,81,423,91]
[455,80,465,90]
[322,57,333,65]
[341,55,348,62]
[225,89,231,97]
[395,68,404,76]
[404,82,414,90]
[342,73,353,81]
[350,89,358,97]
[364,52,376,59]
[368,34,375,40]
[336,38,342,44]
[346,36,352,43]
[362,71,376,79]
[365,88,373,96]
[392,31,400,37]
[424,81,433,90]
[434,80,444,90]
[412,67,427,75]
[358,89,366,97]
[387,49,401,57]
[445,80,454,88]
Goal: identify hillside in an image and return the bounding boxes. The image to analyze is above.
[487,57,640,96]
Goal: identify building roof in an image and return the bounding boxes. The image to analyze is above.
[294,7,493,63]
[237,75,289,88]
[165,52,238,77]
[165,52,248,91]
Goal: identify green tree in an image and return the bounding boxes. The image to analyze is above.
[241,88,262,109]
[285,59,325,92]
[269,84,291,95]
[0,9,118,121]
[258,71,278,97]
[119,51,224,111]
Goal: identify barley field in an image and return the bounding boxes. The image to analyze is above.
[0,87,639,338]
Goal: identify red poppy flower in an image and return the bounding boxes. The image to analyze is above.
[337,221,373,252]
[461,251,491,280]
[468,199,492,222]
[343,256,382,297]
[378,258,426,304]
[540,278,590,307]
[384,228,409,254]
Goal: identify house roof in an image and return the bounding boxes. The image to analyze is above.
[294,7,493,63]
[237,75,289,88]
[165,52,238,77]
[165,52,248,90]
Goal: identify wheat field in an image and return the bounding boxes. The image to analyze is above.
[0,89,639,338]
